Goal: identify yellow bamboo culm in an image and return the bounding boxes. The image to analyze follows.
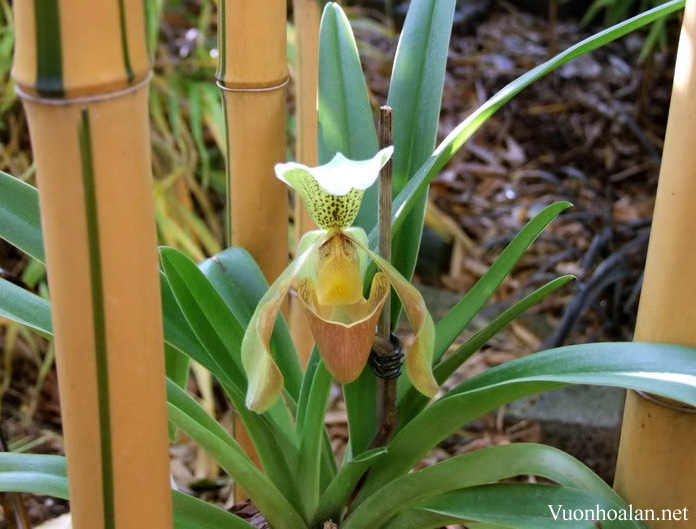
[12,2,173,529]
[218,0,289,281]
[290,0,321,366]
[614,0,696,525]
[217,0,289,500]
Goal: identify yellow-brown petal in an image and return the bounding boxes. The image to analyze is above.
[297,273,390,384]
[242,232,324,412]
[345,228,439,397]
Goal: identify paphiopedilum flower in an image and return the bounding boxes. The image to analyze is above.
[242,147,438,412]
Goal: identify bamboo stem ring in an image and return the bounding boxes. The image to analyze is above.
[634,390,696,414]
[15,73,152,106]
[216,77,289,93]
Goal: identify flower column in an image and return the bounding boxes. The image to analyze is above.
[614,0,696,525]
[12,2,172,529]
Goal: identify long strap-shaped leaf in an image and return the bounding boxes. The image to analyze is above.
[386,483,640,529]
[397,274,575,425]
[387,0,456,324]
[167,381,308,529]
[359,342,696,501]
[368,0,686,249]
[394,201,570,404]
[318,2,379,230]
[313,447,387,526]
[345,444,635,529]
[296,361,333,520]
[0,171,44,263]
[200,247,302,400]
[0,453,256,529]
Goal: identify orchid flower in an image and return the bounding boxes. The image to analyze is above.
[241,147,438,412]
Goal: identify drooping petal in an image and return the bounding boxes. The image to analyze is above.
[297,272,390,384]
[274,147,393,230]
[345,228,439,397]
[242,231,325,412]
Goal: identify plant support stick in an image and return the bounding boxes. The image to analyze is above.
[614,0,696,525]
[12,2,173,529]
[372,106,398,448]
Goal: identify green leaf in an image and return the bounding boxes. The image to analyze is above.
[318,2,379,230]
[199,247,302,400]
[296,361,332,520]
[165,343,190,440]
[295,347,337,493]
[0,453,257,529]
[398,275,575,425]
[160,247,247,387]
[173,491,257,529]
[434,202,571,360]
[313,447,388,526]
[388,483,641,529]
[0,277,52,336]
[369,0,686,250]
[0,170,45,262]
[342,368,378,456]
[395,201,571,402]
[360,342,696,500]
[167,381,308,529]
[387,0,456,323]
[346,444,634,529]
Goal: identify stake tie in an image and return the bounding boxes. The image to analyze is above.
[369,333,403,380]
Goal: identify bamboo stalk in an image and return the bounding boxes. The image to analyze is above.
[613,0,696,524]
[217,0,289,501]
[290,0,321,366]
[12,3,172,529]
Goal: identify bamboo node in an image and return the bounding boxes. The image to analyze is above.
[216,77,290,93]
[635,390,696,413]
[14,73,152,106]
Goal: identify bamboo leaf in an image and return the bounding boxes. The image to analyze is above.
[387,483,639,529]
[387,0,456,322]
[318,2,379,230]
[0,170,45,262]
[346,444,634,529]
[368,0,686,249]
[398,275,575,424]
[360,342,696,499]
[0,453,257,529]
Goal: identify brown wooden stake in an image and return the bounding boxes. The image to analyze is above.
[614,0,696,525]
[372,106,396,448]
